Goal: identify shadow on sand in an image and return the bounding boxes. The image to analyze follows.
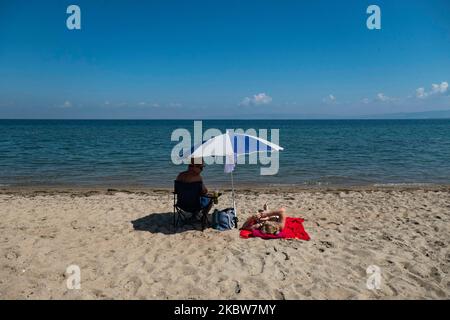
[131,212,207,234]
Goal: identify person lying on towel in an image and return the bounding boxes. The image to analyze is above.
[241,205,286,235]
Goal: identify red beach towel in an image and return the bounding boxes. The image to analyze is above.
[240,217,310,240]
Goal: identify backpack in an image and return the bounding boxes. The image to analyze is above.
[211,208,237,231]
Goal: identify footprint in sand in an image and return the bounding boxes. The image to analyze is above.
[320,240,335,249]
[274,290,286,299]
[123,276,143,295]
[5,251,19,260]
[234,281,241,294]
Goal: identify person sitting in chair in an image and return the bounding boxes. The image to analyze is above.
[176,157,213,219]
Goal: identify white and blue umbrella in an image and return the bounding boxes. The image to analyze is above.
[183,130,283,215]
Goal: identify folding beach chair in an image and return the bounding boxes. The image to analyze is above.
[173,180,209,230]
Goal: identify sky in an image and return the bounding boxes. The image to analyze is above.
[0,0,449,119]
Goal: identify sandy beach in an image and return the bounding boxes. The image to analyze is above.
[0,187,449,300]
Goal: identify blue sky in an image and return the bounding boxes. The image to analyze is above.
[0,0,449,118]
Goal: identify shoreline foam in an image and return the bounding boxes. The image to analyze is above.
[1,183,450,196]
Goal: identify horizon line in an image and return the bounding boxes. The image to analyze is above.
[1,118,449,121]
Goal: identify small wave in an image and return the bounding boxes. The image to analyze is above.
[302,176,374,186]
[373,182,436,187]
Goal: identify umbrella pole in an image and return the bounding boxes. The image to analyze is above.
[231,170,235,210]
[230,170,238,228]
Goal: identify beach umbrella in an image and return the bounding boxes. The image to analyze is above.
[183,130,283,217]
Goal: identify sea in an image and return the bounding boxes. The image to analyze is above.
[1,119,449,188]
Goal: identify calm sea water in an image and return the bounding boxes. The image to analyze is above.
[0,119,449,188]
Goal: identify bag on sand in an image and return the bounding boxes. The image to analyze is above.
[211,208,237,231]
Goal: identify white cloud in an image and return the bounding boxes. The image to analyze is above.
[432,81,448,94]
[140,102,160,107]
[416,87,427,99]
[375,93,396,102]
[330,81,448,106]
[240,97,251,106]
[416,81,448,99]
[61,100,72,108]
[322,94,337,104]
[240,93,272,106]
[253,93,272,105]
